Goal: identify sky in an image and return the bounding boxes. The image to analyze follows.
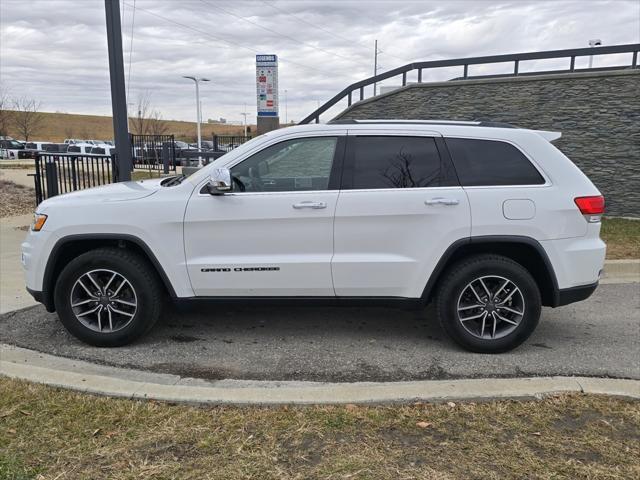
[1,0,639,124]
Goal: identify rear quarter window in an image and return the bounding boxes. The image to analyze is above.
[445,138,545,186]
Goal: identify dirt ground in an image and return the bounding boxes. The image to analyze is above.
[0,180,35,218]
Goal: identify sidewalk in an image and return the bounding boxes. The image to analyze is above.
[0,214,36,313]
[0,168,35,189]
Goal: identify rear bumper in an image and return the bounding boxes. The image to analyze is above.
[555,281,598,307]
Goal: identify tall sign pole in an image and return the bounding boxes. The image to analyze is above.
[105,0,132,181]
[256,54,279,135]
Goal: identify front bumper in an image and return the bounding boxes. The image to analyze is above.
[26,287,55,312]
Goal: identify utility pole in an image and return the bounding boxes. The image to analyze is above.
[104,0,132,181]
[588,39,602,68]
[373,39,378,96]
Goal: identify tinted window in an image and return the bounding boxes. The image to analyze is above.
[68,146,80,153]
[231,137,338,192]
[349,136,452,189]
[446,138,545,186]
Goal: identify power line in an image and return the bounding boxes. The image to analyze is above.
[260,0,413,65]
[198,0,371,68]
[121,2,327,74]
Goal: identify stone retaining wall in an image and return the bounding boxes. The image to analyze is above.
[335,70,640,217]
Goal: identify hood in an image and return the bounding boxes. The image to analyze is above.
[38,178,165,209]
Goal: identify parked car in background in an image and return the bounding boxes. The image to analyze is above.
[66,143,94,155]
[89,145,116,155]
[25,141,54,151]
[0,137,34,159]
[44,143,70,153]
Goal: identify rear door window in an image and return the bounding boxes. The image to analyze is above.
[345,136,458,189]
[445,138,545,186]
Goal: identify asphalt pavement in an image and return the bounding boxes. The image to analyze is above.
[1,283,638,382]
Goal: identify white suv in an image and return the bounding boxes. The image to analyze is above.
[22,120,606,352]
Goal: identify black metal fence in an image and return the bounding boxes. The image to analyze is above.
[212,134,252,153]
[130,134,176,172]
[32,153,118,205]
[299,43,640,124]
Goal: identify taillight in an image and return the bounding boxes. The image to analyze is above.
[574,195,604,222]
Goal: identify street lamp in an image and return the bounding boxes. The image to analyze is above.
[183,75,210,167]
[240,103,248,138]
[284,89,288,125]
[588,39,602,69]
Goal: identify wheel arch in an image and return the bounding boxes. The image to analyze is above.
[422,236,560,307]
[41,234,177,312]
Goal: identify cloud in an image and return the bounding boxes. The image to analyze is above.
[1,0,638,123]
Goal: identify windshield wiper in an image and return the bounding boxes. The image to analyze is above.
[162,174,185,187]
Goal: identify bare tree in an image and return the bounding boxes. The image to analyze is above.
[148,110,169,136]
[63,126,75,140]
[130,91,152,135]
[0,88,13,138]
[12,97,44,141]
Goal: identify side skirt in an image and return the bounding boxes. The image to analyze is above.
[172,296,426,311]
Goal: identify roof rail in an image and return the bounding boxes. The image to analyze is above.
[300,43,640,125]
[328,119,519,129]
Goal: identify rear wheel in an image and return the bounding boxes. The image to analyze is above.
[435,254,541,353]
[54,248,162,347]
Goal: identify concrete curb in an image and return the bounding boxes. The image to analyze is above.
[2,344,638,405]
[601,259,640,284]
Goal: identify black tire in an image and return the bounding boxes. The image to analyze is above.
[435,254,541,353]
[54,247,162,347]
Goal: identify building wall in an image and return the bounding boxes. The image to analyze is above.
[335,70,640,217]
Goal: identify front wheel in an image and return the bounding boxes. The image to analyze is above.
[54,247,162,347]
[435,254,541,353]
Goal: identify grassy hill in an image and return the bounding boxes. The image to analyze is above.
[2,111,255,142]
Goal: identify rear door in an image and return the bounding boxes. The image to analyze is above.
[332,131,471,298]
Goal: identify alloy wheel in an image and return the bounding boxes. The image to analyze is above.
[456,275,525,340]
[69,269,137,333]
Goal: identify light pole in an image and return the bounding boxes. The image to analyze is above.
[588,39,602,69]
[284,89,288,125]
[240,103,248,138]
[183,75,209,167]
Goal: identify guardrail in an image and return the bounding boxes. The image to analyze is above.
[299,43,640,125]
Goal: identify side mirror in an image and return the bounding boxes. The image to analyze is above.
[205,168,232,195]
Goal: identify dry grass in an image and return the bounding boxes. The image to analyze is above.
[1,111,253,143]
[0,180,35,218]
[0,378,638,480]
[601,217,640,259]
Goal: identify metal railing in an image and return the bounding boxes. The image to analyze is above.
[299,43,640,124]
[212,134,252,153]
[130,134,176,172]
[33,153,118,205]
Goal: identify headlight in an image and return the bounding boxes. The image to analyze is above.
[32,213,48,231]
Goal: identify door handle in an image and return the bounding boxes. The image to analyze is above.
[292,201,327,209]
[425,197,459,206]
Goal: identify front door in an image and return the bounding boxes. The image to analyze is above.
[184,135,345,297]
[332,132,471,298]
